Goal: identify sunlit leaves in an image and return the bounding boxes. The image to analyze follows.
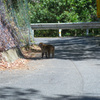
[28,0,99,36]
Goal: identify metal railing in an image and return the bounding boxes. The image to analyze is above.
[31,22,100,37]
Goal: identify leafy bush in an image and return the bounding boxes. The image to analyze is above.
[28,0,100,37]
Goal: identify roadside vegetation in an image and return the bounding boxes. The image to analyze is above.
[28,0,100,37]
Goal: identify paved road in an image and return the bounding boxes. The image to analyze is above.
[0,37,100,100]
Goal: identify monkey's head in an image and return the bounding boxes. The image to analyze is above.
[39,42,43,48]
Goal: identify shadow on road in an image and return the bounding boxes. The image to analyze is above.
[44,95,100,100]
[47,37,100,60]
[0,86,100,100]
[0,87,38,100]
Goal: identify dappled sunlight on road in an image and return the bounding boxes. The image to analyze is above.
[46,37,100,60]
[0,86,100,100]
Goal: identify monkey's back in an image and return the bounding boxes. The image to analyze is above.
[46,45,54,53]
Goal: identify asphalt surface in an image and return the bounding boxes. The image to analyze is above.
[0,37,100,100]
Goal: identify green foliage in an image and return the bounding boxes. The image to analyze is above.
[28,0,100,37]
[35,30,58,37]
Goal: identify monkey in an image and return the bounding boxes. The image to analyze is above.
[39,42,55,58]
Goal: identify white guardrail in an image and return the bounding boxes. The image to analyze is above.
[31,22,100,37]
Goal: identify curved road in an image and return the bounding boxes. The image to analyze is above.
[0,37,100,100]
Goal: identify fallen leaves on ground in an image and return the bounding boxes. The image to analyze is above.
[21,44,41,58]
[0,44,41,71]
[0,58,29,71]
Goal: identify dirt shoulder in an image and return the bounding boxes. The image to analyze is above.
[0,44,41,71]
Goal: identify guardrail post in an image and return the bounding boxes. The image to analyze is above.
[86,29,89,36]
[59,29,62,37]
[32,29,34,41]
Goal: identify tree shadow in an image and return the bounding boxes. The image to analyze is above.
[0,87,100,100]
[46,37,100,60]
[0,87,39,100]
[43,95,100,100]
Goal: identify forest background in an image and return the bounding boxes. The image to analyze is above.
[8,0,100,37]
[28,0,100,37]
